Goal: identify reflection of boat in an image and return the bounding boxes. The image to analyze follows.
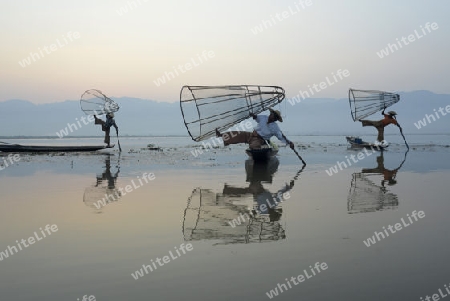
[347,150,408,214]
[245,147,278,163]
[245,157,279,183]
[182,159,304,244]
[0,143,108,153]
[346,136,386,150]
[83,154,121,213]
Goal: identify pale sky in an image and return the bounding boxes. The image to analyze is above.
[1,0,448,104]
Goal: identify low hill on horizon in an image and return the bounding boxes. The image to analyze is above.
[0,90,448,138]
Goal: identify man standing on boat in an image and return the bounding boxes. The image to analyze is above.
[215,108,295,150]
[360,110,402,145]
[94,113,118,148]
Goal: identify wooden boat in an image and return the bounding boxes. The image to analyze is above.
[245,147,278,163]
[346,136,387,150]
[0,144,108,153]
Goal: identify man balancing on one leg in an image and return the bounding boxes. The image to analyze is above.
[94,113,119,148]
[360,110,403,146]
[215,108,295,150]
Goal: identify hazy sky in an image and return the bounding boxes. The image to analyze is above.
[1,0,448,104]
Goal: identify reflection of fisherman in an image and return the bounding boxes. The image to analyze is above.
[215,109,295,150]
[94,113,118,147]
[362,152,403,187]
[96,155,119,189]
[83,155,121,212]
[347,151,407,214]
[222,159,297,221]
[249,181,293,216]
[360,109,402,143]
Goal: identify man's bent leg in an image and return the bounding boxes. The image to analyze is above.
[361,120,377,127]
[95,118,105,126]
[222,131,252,146]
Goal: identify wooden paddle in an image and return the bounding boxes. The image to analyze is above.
[116,129,122,152]
[282,133,306,166]
[398,124,409,150]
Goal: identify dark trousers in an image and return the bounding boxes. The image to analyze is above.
[361,120,384,142]
[222,130,265,149]
[95,119,110,145]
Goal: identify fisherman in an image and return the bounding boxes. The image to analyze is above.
[94,113,118,148]
[360,110,402,144]
[215,108,295,150]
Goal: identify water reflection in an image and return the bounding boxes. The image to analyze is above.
[83,154,121,213]
[347,150,409,214]
[182,158,305,245]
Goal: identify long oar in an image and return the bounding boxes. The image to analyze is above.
[292,147,307,166]
[282,133,306,166]
[116,129,122,152]
[398,124,409,150]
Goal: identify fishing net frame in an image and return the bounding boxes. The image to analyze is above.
[80,89,120,116]
[180,85,285,142]
[349,88,400,121]
[347,173,398,214]
[182,187,285,244]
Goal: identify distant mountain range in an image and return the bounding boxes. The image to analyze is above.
[0,90,448,137]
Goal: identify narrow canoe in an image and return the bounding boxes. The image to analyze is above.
[346,136,387,150]
[245,148,278,163]
[0,144,108,153]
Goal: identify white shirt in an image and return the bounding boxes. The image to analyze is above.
[255,115,289,145]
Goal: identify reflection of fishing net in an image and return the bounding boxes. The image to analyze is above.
[182,188,285,244]
[349,88,400,121]
[182,188,248,243]
[80,89,120,116]
[180,85,285,141]
[246,216,285,242]
[347,173,398,214]
[83,186,121,212]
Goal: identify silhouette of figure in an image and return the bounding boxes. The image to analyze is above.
[361,151,406,187]
[95,155,119,189]
[215,109,295,150]
[222,159,299,220]
[182,158,305,245]
[360,110,402,143]
[94,113,119,147]
[348,150,408,214]
[83,155,121,212]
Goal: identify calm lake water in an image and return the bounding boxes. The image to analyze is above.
[0,135,449,301]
